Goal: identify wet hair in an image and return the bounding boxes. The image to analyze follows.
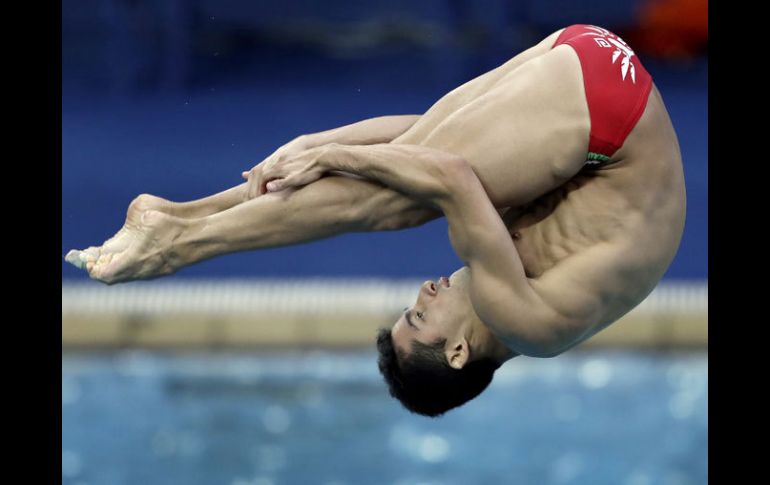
[376,327,500,417]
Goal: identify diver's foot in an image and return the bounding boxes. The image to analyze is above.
[65,193,180,274]
[65,208,189,285]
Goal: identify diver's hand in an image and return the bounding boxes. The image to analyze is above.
[242,135,311,199]
[261,145,335,193]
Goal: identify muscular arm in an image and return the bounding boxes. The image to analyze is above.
[246,115,422,199]
[305,143,598,356]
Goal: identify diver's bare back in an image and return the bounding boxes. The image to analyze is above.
[392,28,686,345]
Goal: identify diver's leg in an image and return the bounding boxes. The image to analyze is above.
[128,183,248,219]
[65,182,250,275]
[393,28,565,145]
[66,175,439,284]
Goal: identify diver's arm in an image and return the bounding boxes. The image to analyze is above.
[270,143,591,356]
[245,116,422,198]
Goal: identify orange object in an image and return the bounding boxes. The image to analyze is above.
[624,0,708,59]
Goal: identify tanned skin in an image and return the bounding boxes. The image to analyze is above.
[66,28,685,360]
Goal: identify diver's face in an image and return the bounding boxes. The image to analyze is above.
[390,268,471,354]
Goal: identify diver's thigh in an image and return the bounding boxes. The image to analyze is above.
[394,29,566,145]
[409,45,590,207]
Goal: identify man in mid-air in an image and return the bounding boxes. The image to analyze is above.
[66,25,686,417]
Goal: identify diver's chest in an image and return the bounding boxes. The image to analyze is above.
[505,188,624,277]
[507,213,580,278]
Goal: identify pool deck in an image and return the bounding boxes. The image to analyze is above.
[62,279,707,350]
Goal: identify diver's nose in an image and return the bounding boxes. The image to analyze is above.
[421,280,437,297]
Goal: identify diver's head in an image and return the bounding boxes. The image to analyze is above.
[376,268,513,417]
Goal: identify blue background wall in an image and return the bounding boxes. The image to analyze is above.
[62,0,707,280]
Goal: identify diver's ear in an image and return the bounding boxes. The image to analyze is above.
[446,338,469,370]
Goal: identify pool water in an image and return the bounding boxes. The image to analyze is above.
[62,350,707,485]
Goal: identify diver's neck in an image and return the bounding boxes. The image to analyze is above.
[467,320,518,364]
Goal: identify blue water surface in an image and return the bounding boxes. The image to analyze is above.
[62,350,707,485]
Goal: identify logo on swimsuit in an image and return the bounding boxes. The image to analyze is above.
[586,25,637,84]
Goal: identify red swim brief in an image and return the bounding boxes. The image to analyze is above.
[552,24,653,166]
